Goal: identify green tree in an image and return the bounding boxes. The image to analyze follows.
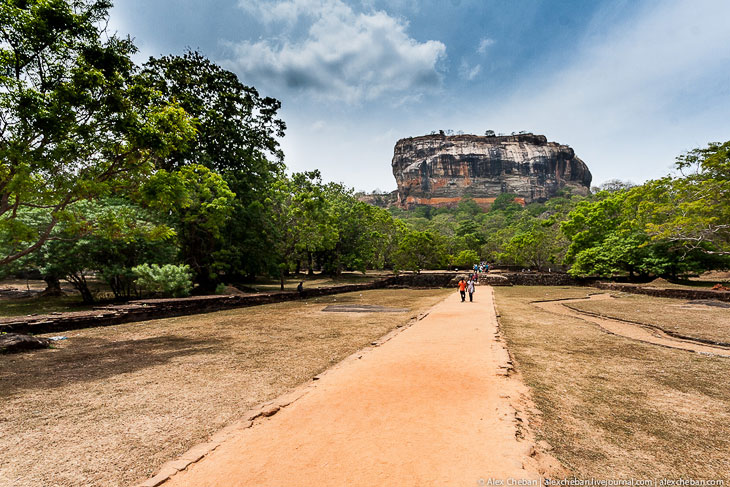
[452,249,479,269]
[392,230,447,273]
[644,141,730,256]
[26,199,177,303]
[500,225,557,270]
[315,186,401,274]
[268,171,337,289]
[141,165,235,291]
[489,193,523,213]
[140,50,285,176]
[559,186,712,278]
[139,51,286,279]
[0,0,194,267]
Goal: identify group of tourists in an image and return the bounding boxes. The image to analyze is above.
[458,262,492,302]
[474,262,489,273]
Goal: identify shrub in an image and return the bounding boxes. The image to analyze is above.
[132,264,193,297]
[214,283,227,294]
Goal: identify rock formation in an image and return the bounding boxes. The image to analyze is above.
[391,133,592,208]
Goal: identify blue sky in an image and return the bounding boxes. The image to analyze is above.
[109,0,730,192]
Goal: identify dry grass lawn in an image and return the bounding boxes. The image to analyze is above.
[566,292,730,344]
[0,288,450,487]
[494,286,730,481]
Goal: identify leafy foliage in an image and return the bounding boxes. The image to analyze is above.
[644,141,730,255]
[139,50,286,281]
[0,0,194,265]
[141,164,235,290]
[452,249,479,268]
[133,263,193,297]
[29,198,176,302]
[392,230,448,273]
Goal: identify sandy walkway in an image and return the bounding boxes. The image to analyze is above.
[153,288,547,487]
[535,294,730,357]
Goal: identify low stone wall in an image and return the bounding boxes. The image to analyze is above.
[0,280,397,336]
[0,274,469,336]
[480,274,512,286]
[390,272,459,288]
[481,272,586,286]
[3,272,646,336]
[595,282,730,302]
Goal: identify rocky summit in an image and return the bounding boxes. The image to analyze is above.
[391,133,592,208]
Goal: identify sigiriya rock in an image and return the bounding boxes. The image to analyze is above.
[391,133,592,208]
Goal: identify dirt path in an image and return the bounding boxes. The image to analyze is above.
[150,288,551,487]
[535,294,730,357]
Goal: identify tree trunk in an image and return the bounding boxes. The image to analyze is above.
[41,275,64,297]
[280,269,285,291]
[66,273,94,304]
[78,285,95,304]
[308,252,314,276]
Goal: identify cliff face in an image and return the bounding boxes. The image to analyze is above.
[392,133,592,208]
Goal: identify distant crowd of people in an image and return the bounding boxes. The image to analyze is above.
[475,262,490,274]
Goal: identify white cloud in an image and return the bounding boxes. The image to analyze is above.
[458,60,481,80]
[228,0,446,103]
[465,0,730,186]
[476,37,494,54]
[107,3,160,64]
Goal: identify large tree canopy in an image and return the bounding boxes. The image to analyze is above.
[139,50,286,193]
[644,141,730,255]
[139,50,287,282]
[0,0,194,267]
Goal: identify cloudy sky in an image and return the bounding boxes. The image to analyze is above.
[109,0,730,192]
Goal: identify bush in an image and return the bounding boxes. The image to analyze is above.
[214,283,228,294]
[132,264,193,297]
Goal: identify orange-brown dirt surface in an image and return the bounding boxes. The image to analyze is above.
[155,288,558,487]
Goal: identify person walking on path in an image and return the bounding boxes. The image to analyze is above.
[467,278,475,302]
[458,278,467,302]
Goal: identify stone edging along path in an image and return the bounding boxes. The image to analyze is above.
[0,273,459,336]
